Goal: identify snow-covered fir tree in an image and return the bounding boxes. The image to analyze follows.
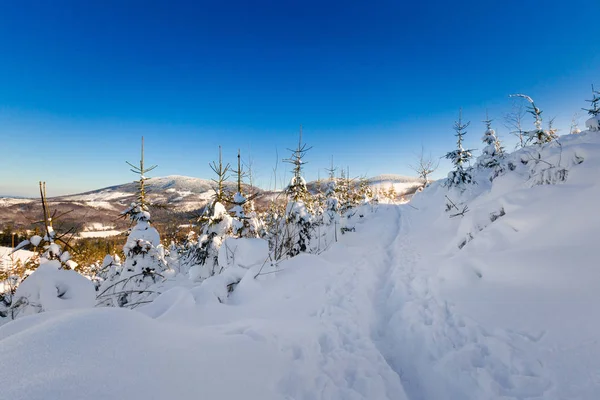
[510,94,557,145]
[312,174,326,224]
[281,126,314,258]
[229,150,261,239]
[185,146,234,280]
[97,138,167,308]
[583,84,600,132]
[8,182,94,318]
[445,109,474,187]
[477,112,504,169]
[570,113,582,134]
[323,158,340,227]
[337,167,355,214]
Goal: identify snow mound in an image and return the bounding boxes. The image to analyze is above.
[218,237,269,269]
[11,261,96,317]
[0,307,287,400]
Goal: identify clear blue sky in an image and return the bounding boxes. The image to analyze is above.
[1,0,598,196]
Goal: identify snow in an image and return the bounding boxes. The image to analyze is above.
[77,230,122,238]
[0,198,35,207]
[11,261,96,317]
[0,246,34,268]
[367,174,425,195]
[585,115,599,131]
[29,235,42,247]
[82,223,115,231]
[1,132,600,398]
[218,237,269,269]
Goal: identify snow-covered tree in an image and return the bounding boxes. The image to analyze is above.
[8,182,94,318]
[477,112,504,169]
[229,150,261,238]
[97,138,167,308]
[323,178,340,226]
[570,113,582,134]
[186,201,233,280]
[409,145,439,187]
[504,99,527,149]
[182,146,236,280]
[318,158,338,226]
[337,167,356,214]
[510,94,557,145]
[583,84,600,132]
[445,109,474,187]
[281,126,314,258]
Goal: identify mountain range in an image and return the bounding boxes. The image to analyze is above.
[0,174,424,234]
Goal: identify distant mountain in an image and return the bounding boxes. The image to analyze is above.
[55,175,257,213]
[306,174,425,196]
[0,174,423,232]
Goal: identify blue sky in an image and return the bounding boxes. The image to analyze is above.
[1,0,598,196]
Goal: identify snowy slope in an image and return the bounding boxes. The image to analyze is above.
[1,133,599,399]
[366,174,426,195]
[0,246,34,269]
[0,204,556,400]
[306,174,425,198]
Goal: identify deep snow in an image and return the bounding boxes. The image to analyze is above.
[1,132,600,399]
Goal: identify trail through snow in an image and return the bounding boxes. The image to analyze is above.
[273,204,553,399]
[0,204,558,400]
[371,206,553,400]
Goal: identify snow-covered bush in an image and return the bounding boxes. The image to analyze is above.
[185,201,233,281]
[10,261,95,318]
[230,192,262,238]
[218,237,269,270]
[477,115,504,170]
[97,140,168,308]
[282,199,313,257]
[97,204,167,308]
[583,84,600,132]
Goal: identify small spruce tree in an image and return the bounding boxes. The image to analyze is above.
[445,109,475,188]
[281,126,314,258]
[97,137,167,308]
[509,94,557,144]
[477,112,504,169]
[185,146,234,280]
[229,149,261,238]
[583,84,600,132]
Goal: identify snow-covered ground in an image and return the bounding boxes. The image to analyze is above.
[0,132,599,399]
[76,230,123,239]
[367,174,425,195]
[0,246,34,269]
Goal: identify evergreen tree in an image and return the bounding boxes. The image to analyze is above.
[477,112,504,169]
[184,146,233,280]
[323,157,340,227]
[583,84,600,132]
[97,137,167,308]
[445,109,475,187]
[337,167,356,214]
[8,182,94,318]
[229,149,261,238]
[281,126,313,258]
[510,94,557,144]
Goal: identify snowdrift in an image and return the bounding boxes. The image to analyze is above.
[1,131,600,399]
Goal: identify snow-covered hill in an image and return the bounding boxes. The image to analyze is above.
[1,131,600,399]
[57,175,251,210]
[365,174,425,195]
[0,174,421,231]
[306,174,425,198]
[0,176,268,231]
